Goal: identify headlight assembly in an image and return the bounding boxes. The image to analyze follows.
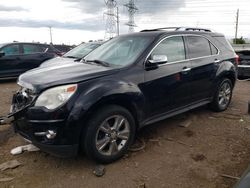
[35,84,77,110]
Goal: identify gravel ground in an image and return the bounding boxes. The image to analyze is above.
[0,79,250,188]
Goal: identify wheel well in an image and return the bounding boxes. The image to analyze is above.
[224,72,236,87]
[81,96,140,130]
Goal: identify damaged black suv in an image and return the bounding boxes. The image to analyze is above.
[11,27,237,163]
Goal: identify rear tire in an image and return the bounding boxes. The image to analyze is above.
[209,78,233,112]
[82,105,136,164]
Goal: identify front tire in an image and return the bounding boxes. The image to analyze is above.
[82,105,136,163]
[209,78,233,112]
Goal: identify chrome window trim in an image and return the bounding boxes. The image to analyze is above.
[144,34,220,67]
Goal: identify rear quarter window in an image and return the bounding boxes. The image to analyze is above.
[212,36,234,53]
[186,36,211,59]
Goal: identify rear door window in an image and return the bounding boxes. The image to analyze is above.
[186,36,211,58]
[151,36,186,63]
[23,44,44,54]
[1,44,20,56]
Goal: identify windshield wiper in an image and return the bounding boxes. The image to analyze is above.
[74,57,83,62]
[85,59,110,67]
[64,55,77,59]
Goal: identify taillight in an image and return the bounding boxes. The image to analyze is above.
[235,54,240,65]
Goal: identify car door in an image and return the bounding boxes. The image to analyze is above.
[19,44,52,72]
[185,35,219,103]
[0,44,22,78]
[142,36,192,117]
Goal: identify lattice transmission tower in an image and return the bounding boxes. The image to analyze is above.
[124,0,138,32]
[104,0,117,39]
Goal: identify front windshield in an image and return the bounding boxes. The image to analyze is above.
[84,35,153,67]
[64,43,100,58]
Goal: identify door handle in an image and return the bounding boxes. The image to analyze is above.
[181,67,191,73]
[214,59,220,64]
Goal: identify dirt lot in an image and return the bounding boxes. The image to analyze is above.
[0,80,250,188]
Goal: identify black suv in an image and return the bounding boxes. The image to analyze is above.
[0,42,61,79]
[11,27,237,163]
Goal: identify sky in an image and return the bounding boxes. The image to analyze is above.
[0,0,249,45]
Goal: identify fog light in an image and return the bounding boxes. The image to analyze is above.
[34,130,57,139]
[46,130,57,139]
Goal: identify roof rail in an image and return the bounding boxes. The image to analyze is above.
[140,27,180,32]
[140,27,212,32]
[177,27,212,32]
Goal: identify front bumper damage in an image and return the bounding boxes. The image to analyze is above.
[1,88,78,158]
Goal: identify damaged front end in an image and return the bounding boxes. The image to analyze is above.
[0,87,35,126]
[1,84,80,158]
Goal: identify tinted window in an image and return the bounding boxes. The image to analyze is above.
[210,43,218,55]
[213,36,234,52]
[187,36,211,58]
[151,36,185,63]
[1,45,19,56]
[23,44,43,54]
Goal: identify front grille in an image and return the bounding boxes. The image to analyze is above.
[12,87,36,112]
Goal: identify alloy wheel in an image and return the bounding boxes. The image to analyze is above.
[218,81,232,109]
[95,115,130,156]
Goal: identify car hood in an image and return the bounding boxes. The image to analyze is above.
[18,62,118,93]
[40,57,76,67]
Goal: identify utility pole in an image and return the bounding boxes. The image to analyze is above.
[49,26,53,44]
[234,9,239,44]
[117,7,119,36]
[124,0,138,33]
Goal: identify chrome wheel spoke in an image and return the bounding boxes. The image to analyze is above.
[225,88,231,95]
[219,97,224,105]
[218,93,223,98]
[96,137,110,151]
[117,129,129,140]
[108,140,118,155]
[222,84,227,91]
[113,116,125,131]
[100,122,111,133]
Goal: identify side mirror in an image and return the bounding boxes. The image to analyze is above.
[0,52,5,58]
[148,55,168,64]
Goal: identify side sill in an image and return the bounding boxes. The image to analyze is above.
[142,99,211,127]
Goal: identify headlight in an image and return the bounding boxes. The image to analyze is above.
[35,84,77,110]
